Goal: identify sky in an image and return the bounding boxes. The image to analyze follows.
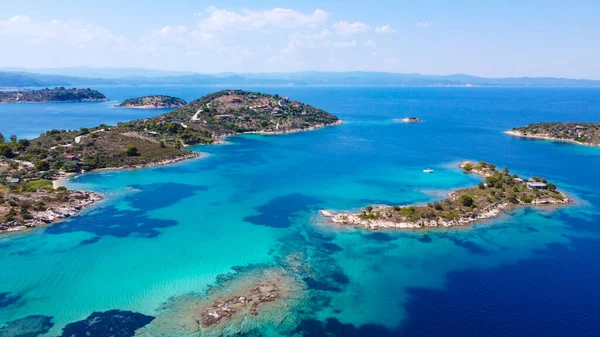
[1,0,599,79]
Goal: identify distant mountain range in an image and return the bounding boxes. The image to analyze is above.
[1,68,599,88]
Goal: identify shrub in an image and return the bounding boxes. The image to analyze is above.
[432,200,443,210]
[463,163,473,171]
[365,205,373,213]
[459,194,474,207]
[478,182,485,189]
[125,145,139,156]
[392,205,401,211]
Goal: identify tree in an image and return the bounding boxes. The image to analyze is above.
[0,143,14,158]
[125,145,138,156]
[547,182,557,191]
[463,163,473,171]
[35,160,50,171]
[478,182,485,189]
[459,194,474,207]
[365,205,373,213]
[0,132,4,143]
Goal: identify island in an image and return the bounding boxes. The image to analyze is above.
[0,87,108,103]
[1,90,341,233]
[116,95,187,109]
[506,122,600,147]
[322,161,570,230]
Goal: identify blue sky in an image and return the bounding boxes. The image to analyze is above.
[1,0,599,78]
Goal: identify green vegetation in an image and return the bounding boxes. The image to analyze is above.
[511,122,600,146]
[0,87,107,103]
[117,95,187,108]
[355,161,568,225]
[1,90,339,189]
[125,145,139,156]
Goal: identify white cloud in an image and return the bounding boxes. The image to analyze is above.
[334,40,357,48]
[417,21,430,28]
[0,15,128,46]
[289,29,331,42]
[333,21,370,35]
[196,7,329,33]
[375,24,397,34]
[364,39,376,46]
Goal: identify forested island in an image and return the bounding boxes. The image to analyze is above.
[0,87,107,103]
[322,161,570,230]
[507,122,600,146]
[117,95,187,109]
[0,90,340,233]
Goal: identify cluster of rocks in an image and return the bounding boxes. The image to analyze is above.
[0,190,102,233]
[200,281,281,327]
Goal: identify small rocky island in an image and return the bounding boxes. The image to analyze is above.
[323,161,570,230]
[117,95,187,109]
[1,90,340,233]
[507,122,600,146]
[401,117,422,123]
[0,87,108,103]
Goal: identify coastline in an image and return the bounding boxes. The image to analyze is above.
[321,160,571,231]
[0,98,109,104]
[217,120,344,141]
[0,190,103,235]
[504,130,600,147]
[91,152,205,173]
[322,196,570,231]
[115,104,184,109]
[1,118,342,236]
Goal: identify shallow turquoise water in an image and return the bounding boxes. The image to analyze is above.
[1,87,600,336]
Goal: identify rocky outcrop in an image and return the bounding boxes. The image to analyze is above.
[0,190,102,234]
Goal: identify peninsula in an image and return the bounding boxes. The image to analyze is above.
[506,122,600,146]
[117,95,187,109]
[323,161,570,230]
[0,87,108,103]
[1,90,340,233]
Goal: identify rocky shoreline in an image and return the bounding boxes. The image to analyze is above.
[504,130,600,147]
[214,120,344,143]
[321,161,571,231]
[322,194,569,230]
[93,152,204,172]
[0,190,103,234]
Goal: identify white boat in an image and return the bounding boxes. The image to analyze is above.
[423,169,434,173]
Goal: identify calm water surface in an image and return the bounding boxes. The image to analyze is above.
[0,87,599,336]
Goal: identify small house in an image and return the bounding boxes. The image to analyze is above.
[148,131,159,136]
[64,155,80,161]
[281,97,291,104]
[6,177,20,184]
[527,181,547,189]
[214,114,233,119]
[513,177,524,183]
[271,107,282,115]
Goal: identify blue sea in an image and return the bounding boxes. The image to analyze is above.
[1,86,600,336]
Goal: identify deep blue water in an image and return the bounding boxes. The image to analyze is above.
[0,86,599,336]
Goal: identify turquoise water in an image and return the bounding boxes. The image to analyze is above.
[1,87,600,336]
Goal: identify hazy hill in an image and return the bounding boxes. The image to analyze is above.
[1,69,599,88]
